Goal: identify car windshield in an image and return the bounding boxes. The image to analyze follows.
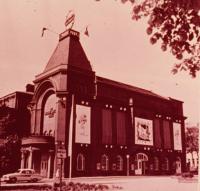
[16,169,21,173]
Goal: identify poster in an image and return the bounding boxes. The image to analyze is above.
[43,94,57,136]
[75,105,91,144]
[135,117,153,146]
[173,122,182,151]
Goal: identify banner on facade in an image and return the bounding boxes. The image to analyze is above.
[75,105,91,144]
[135,117,153,146]
[43,94,57,136]
[173,122,182,150]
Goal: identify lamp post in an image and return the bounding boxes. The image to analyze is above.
[55,141,65,191]
[126,154,130,176]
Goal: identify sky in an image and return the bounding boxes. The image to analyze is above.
[0,0,199,126]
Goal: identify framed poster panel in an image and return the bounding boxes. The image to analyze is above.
[173,122,182,150]
[135,117,153,146]
[75,105,91,144]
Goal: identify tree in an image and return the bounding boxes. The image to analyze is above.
[0,134,21,175]
[185,126,199,171]
[0,106,20,176]
[185,127,199,153]
[96,0,200,77]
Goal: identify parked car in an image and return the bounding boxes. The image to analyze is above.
[1,169,43,183]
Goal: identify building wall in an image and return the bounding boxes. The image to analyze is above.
[20,29,186,178]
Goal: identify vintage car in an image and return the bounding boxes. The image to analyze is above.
[1,169,43,183]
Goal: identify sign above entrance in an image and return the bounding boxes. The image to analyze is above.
[57,149,67,159]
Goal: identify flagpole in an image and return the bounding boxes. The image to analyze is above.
[68,94,74,181]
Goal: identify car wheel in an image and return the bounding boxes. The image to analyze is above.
[10,177,17,183]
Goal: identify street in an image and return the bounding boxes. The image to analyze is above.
[0,175,198,191]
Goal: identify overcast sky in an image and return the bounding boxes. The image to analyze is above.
[0,0,199,126]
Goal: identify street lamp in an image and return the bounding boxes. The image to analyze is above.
[55,141,65,191]
[126,154,130,176]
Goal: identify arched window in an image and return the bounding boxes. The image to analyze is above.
[135,153,148,161]
[76,154,85,171]
[49,130,53,136]
[154,157,159,171]
[116,155,123,171]
[164,157,169,171]
[101,154,109,171]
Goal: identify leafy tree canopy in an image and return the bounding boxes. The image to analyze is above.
[185,127,199,152]
[97,0,200,77]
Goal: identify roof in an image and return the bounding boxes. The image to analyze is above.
[0,91,33,101]
[43,29,92,73]
[97,76,169,100]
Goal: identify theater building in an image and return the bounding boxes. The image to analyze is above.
[20,29,186,178]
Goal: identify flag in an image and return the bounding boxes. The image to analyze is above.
[65,11,75,28]
[41,27,47,37]
[84,26,89,37]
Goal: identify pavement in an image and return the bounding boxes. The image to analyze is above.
[0,175,198,191]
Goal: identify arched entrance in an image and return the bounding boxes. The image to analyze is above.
[135,153,148,175]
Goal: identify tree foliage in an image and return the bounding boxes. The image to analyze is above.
[97,0,200,77]
[0,134,21,176]
[185,127,199,152]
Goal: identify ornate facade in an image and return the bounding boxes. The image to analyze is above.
[20,29,186,178]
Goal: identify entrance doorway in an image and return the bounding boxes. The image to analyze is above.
[135,153,148,175]
[41,155,48,177]
[176,157,182,174]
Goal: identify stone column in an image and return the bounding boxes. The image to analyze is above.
[47,150,54,178]
[20,151,25,169]
[28,147,33,169]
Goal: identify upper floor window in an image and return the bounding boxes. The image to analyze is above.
[116,112,126,145]
[102,109,112,144]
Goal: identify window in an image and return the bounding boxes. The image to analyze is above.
[154,119,162,148]
[116,112,126,145]
[76,154,85,171]
[49,130,53,136]
[101,154,109,171]
[116,155,123,171]
[163,120,172,149]
[102,109,112,144]
[163,157,169,171]
[135,153,148,161]
[154,157,159,171]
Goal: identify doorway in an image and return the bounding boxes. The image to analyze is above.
[41,155,48,177]
[176,157,182,174]
[135,153,148,175]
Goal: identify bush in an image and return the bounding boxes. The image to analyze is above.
[53,181,110,191]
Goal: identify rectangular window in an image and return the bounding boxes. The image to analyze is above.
[163,120,172,149]
[116,112,126,145]
[102,109,112,144]
[154,119,162,148]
